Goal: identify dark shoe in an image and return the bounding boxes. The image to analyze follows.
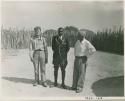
[33,82,38,86]
[61,84,67,89]
[54,82,58,87]
[70,87,77,91]
[76,88,83,93]
[42,82,48,87]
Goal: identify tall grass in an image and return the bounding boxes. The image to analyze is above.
[1,26,124,55]
[92,27,124,54]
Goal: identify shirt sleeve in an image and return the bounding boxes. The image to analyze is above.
[29,38,33,51]
[29,38,34,58]
[52,36,55,51]
[43,38,48,59]
[87,41,96,53]
[66,38,70,52]
[43,37,47,48]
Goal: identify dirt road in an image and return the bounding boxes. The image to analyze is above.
[1,47,124,97]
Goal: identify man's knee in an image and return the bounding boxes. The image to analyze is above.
[54,65,59,71]
[61,67,66,73]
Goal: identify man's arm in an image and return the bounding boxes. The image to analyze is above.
[29,38,34,62]
[52,36,55,52]
[43,38,48,63]
[66,38,70,52]
[87,41,96,55]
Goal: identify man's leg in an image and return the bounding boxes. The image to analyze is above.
[72,58,79,90]
[39,51,47,87]
[61,67,66,87]
[54,65,59,86]
[76,62,87,93]
[60,61,67,89]
[33,51,39,86]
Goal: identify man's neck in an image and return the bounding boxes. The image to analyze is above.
[34,34,40,38]
[79,38,85,43]
[58,35,62,39]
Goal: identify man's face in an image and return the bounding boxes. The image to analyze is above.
[35,29,41,36]
[78,34,85,42]
[78,35,84,42]
[58,29,64,36]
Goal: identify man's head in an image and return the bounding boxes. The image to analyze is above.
[78,31,86,42]
[34,26,41,36]
[58,27,64,36]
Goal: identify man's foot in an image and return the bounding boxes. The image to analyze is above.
[42,82,48,87]
[70,87,77,91]
[33,82,38,86]
[54,82,58,87]
[61,84,67,89]
[76,88,83,93]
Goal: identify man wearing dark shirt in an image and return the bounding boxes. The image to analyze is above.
[52,27,70,89]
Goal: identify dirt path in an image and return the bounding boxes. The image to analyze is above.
[1,47,124,97]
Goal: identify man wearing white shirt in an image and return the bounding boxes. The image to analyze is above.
[71,31,96,93]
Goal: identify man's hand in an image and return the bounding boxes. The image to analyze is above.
[29,51,34,62]
[45,58,48,64]
[89,49,94,55]
[30,56,34,62]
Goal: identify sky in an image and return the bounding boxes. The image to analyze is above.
[2,1,124,32]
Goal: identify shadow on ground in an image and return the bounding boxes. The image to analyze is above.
[2,76,34,84]
[2,76,71,90]
[91,76,124,96]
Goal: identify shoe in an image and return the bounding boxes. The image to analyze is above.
[33,82,38,86]
[42,82,48,87]
[70,87,77,91]
[76,88,83,93]
[54,82,58,87]
[61,84,67,89]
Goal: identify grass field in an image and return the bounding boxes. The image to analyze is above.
[1,47,124,97]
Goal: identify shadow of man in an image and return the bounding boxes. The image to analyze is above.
[2,76,71,90]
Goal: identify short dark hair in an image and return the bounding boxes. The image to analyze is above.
[78,31,86,37]
[34,26,41,31]
[58,27,64,33]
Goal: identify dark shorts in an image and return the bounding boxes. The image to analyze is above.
[53,58,68,70]
[53,53,68,68]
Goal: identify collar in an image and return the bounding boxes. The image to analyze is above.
[81,38,86,43]
[58,35,64,39]
[78,38,85,43]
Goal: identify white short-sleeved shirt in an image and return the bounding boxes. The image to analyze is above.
[29,36,47,51]
[74,38,96,57]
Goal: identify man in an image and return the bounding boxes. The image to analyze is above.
[52,27,70,89]
[71,31,96,93]
[29,26,48,87]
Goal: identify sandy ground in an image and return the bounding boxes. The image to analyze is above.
[1,47,124,98]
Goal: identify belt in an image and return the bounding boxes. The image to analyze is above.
[75,56,88,63]
[75,56,86,58]
[35,49,43,51]
[75,56,83,58]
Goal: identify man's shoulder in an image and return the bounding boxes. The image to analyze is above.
[41,36,46,39]
[76,40,79,43]
[30,36,34,41]
[75,40,80,45]
[52,35,58,39]
[84,38,90,43]
[53,35,58,37]
[84,39,93,46]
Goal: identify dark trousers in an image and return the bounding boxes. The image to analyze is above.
[33,51,46,83]
[72,56,87,90]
